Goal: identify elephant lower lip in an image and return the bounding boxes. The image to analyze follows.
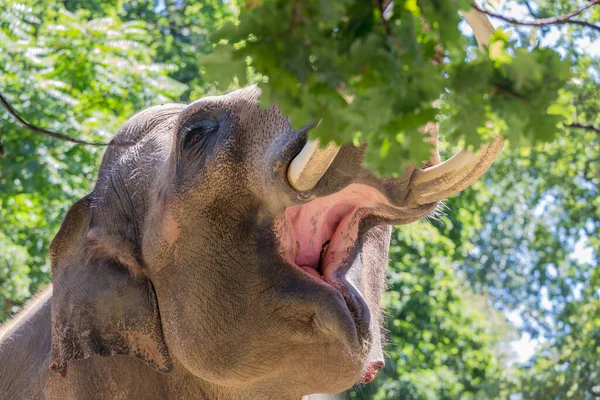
[273,184,386,349]
[300,265,322,279]
[360,361,385,384]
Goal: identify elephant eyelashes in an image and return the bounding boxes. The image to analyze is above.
[182,118,219,150]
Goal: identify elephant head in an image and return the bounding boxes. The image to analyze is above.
[48,9,501,398]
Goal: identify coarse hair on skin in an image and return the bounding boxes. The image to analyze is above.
[0,286,52,400]
[420,199,447,225]
[0,286,52,340]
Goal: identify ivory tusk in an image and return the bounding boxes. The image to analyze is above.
[287,140,340,192]
[408,136,504,205]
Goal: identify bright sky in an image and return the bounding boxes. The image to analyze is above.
[461,2,600,57]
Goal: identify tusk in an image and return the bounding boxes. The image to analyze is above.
[409,136,504,205]
[383,2,495,49]
[407,5,501,205]
[288,139,340,192]
[463,5,495,50]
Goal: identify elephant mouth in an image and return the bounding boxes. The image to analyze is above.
[275,183,391,286]
[274,183,402,382]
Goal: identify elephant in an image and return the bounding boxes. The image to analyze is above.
[0,9,501,400]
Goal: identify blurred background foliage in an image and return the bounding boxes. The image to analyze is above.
[0,0,598,399]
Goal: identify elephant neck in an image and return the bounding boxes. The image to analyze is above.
[0,286,316,399]
[166,359,305,400]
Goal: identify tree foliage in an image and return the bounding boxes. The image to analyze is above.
[202,0,572,174]
[0,0,185,314]
[0,1,598,399]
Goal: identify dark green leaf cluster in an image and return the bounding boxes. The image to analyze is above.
[443,33,572,148]
[202,0,571,174]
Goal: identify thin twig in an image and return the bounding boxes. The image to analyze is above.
[0,92,132,147]
[523,0,537,18]
[573,86,600,105]
[559,18,600,32]
[473,1,600,33]
[566,122,600,134]
[289,0,301,32]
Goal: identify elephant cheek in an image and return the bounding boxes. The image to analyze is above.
[144,210,182,274]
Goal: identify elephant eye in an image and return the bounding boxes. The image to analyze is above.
[182,118,219,150]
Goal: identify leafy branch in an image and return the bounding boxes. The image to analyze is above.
[0,93,133,151]
[566,122,600,134]
[473,1,600,33]
[573,86,600,105]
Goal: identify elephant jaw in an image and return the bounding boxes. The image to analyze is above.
[274,183,435,384]
[276,183,434,280]
[277,184,384,282]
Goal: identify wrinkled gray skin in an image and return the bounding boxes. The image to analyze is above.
[0,87,437,399]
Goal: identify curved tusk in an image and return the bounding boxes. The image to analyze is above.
[407,6,501,205]
[409,136,504,205]
[463,6,495,50]
[288,139,341,192]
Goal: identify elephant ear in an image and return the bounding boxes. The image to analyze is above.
[49,195,173,377]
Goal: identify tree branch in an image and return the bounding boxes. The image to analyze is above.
[0,92,133,149]
[566,122,600,134]
[573,86,600,105]
[472,1,600,33]
[522,0,537,18]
